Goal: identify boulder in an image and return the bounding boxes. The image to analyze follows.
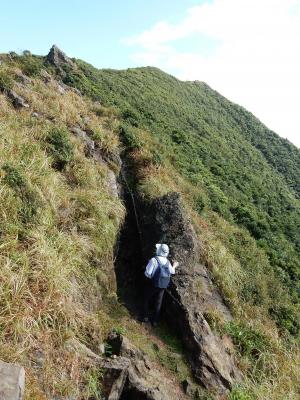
[40,69,52,83]
[106,169,119,198]
[0,360,25,400]
[102,332,189,400]
[31,112,41,119]
[7,90,29,109]
[139,193,242,396]
[182,378,196,397]
[107,331,144,360]
[65,337,101,362]
[15,73,32,85]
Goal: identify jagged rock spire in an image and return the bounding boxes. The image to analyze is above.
[46,45,74,69]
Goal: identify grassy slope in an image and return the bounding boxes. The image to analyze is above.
[61,60,300,399]
[63,62,300,290]
[0,57,193,399]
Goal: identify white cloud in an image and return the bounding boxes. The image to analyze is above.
[123,0,300,148]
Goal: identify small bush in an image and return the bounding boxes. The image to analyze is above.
[104,343,113,357]
[119,124,142,150]
[112,326,127,335]
[240,282,264,306]
[46,127,74,170]
[121,107,139,127]
[0,67,14,91]
[17,54,43,77]
[2,163,41,224]
[225,322,269,361]
[229,386,255,400]
[269,305,300,336]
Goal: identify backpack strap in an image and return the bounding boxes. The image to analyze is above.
[155,256,169,268]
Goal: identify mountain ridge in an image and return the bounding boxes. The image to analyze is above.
[0,47,299,399]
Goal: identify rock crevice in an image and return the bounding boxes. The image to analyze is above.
[115,191,242,397]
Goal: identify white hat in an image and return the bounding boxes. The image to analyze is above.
[155,243,169,257]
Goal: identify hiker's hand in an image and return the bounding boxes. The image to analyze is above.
[173,261,179,269]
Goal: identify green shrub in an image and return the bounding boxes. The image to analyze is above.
[17,54,43,77]
[2,163,41,224]
[46,127,74,170]
[225,322,269,361]
[121,107,139,127]
[229,386,255,400]
[240,282,264,306]
[269,305,300,336]
[84,366,103,400]
[194,194,206,214]
[171,129,190,145]
[0,67,13,91]
[104,343,113,357]
[119,124,142,150]
[112,326,127,335]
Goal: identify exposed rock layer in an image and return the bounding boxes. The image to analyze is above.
[0,360,25,400]
[46,45,75,69]
[139,193,242,396]
[102,332,189,400]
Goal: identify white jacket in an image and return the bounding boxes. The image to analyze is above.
[144,256,175,279]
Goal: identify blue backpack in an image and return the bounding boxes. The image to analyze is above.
[153,257,171,289]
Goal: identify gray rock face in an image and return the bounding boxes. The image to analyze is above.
[70,126,95,156]
[139,193,242,397]
[40,69,52,83]
[15,73,32,85]
[46,45,75,69]
[0,360,25,400]
[65,337,101,361]
[102,332,189,400]
[70,125,120,197]
[7,90,29,109]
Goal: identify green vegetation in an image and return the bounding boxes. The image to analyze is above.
[0,66,14,91]
[229,386,255,400]
[65,63,300,297]
[2,163,41,224]
[225,322,269,363]
[1,51,300,399]
[17,52,44,76]
[59,60,300,399]
[0,70,125,399]
[46,127,74,170]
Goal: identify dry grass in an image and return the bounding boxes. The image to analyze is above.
[1,59,300,399]
[0,75,124,398]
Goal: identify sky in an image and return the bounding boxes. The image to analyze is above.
[1,0,300,148]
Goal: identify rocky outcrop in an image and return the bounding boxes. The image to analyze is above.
[15,72,32,85]
[0,360,25,400]
[46,45,75,69]
[70,125,120,197]
[7,90,29,109]
[139,193,242,397]
[70,126,95,157]
[102,332,190,400]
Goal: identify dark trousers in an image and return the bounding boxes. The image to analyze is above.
[143,285,165,324]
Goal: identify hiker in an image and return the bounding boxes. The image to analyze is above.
[142,243,178,326]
